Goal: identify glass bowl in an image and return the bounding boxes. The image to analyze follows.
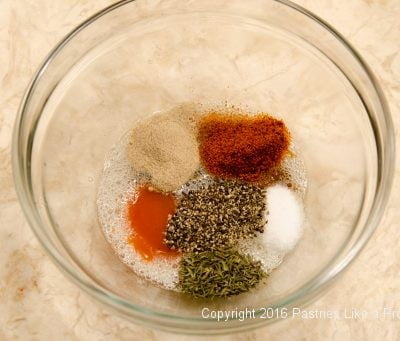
[12,0,395,334]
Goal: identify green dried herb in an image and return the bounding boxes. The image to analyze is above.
[178,247,266,299]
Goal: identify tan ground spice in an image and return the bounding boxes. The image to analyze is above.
[126,104,200,192]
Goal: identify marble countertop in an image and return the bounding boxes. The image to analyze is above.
[1,0,400,339]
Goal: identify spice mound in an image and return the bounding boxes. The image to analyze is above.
[165,175,265,253]
[198,112,290,183]
[179,247,266,299]
[127,105,199,192]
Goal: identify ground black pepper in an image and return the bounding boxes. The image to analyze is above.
[165,174,266,253]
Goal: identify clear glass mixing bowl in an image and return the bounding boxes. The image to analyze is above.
[12,0,395,334]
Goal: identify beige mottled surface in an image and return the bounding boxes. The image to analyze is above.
[1,0,400,339]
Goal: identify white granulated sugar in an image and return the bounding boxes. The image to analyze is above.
[97,134,180,290]
[262,184,304,253]
[239,151,306,273]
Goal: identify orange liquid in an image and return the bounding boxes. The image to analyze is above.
[127,186,179,261]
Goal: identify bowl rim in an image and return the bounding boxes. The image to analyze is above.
[12,0,396,334]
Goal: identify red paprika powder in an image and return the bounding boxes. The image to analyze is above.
[198,112,290,183]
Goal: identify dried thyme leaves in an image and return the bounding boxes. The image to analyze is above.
[165,177,266,253]
[178,247,266,299]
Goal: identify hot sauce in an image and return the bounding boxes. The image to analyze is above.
[127,185,178,261]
